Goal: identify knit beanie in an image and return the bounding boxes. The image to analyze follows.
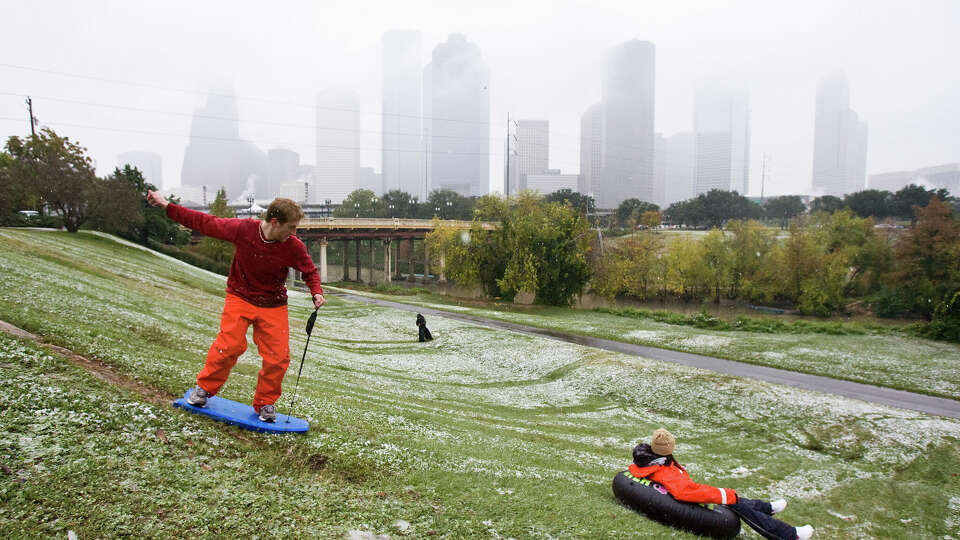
[651,428,675,456]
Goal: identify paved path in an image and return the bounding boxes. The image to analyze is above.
[337,293,960,419]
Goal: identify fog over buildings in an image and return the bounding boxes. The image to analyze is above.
[423,33,490,198]
[180,89,268,202]
[381,30,423,198]
[1,1,958,206]
[315,88,361,204]
[598,40,656,209]
[508,120,550,196]
[694,83,750,197]
[811,71,868,198]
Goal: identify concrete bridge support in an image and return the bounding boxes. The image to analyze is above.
[318,238,328,283]
[383,239,392,284]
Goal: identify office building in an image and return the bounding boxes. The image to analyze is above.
[315,88,360,203]
[598,40,656,209]
[423,34,490,197]
[382,30,423,197]
[812,71,868,197]
[694,84,750,195]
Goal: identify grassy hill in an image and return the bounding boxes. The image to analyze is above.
[0,228,958,539]
[331,287,960,401]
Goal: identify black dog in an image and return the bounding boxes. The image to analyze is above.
[416,313,433,342]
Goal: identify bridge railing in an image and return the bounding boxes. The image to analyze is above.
[298,218,498,230]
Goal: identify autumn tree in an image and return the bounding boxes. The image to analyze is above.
[616,198,658,228]
[725,219,777,300]
[5,128,105,232]
[640,210,662,229]
[664,237,709,300]
[890,197,960,317]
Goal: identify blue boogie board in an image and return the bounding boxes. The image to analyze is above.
[173,389,309,434]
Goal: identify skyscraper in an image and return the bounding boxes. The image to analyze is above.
[665,132,696,205]
[652,134,668,206]
[382,30,423,198]
[812,72,868,197]
[508,119,549,195]
[267,148,300,198]
[423,34,490,197]
[579,103,602,197]
[315,88,360,204]
[599,40,656,209]
[117,151,162,189]
[694,84,750,195]
[181,86,267,200]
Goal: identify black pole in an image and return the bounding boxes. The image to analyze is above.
[286,307,319,423]
[26,97,36,137]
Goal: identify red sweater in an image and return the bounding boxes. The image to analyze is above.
[628,462,738,505]
[166,204,322,307]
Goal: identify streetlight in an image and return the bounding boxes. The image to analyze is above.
[354,202,360,218]
[445,200,452,219]
[388,203,395,218]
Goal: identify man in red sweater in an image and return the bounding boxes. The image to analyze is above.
[147,190,325,422]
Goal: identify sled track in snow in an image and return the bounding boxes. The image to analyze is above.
[336,293,960,419]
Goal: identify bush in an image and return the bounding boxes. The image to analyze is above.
[147,239,230,276]
[919,290,960,342]
[871,287,915,318]
[594,306,882,336]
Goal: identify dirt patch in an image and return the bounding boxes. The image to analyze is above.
[0,319,174,407]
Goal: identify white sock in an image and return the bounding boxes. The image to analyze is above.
[795,524,813,540]
[771,498,787,514]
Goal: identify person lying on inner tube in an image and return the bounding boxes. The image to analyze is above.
[630,428,814,540]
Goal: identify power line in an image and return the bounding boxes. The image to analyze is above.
[1,63,665,154]
[0,62,491,127]
[0,115,499,158]
[0,91,499,144]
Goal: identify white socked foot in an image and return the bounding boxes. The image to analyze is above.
[771,498,787,514]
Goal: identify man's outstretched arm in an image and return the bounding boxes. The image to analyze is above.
[146,190,241,243]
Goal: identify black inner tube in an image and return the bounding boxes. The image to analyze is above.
[612,469,741,539]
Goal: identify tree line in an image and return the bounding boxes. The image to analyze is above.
[591,202,959,340]
[0,128,240,274]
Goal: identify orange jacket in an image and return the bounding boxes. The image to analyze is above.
[628,462,738,506]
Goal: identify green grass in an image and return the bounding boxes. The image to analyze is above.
[327,281,430,296]
[592,306,894,336]
[1,228,959,538]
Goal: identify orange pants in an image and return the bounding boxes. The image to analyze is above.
[197,294,290,411]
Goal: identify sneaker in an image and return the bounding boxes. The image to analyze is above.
[795,524,813,540]
[187,387,209,407]
[258,404,276,423]
[771,498,787,514]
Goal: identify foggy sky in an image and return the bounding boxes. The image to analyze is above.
[1,0,957,198]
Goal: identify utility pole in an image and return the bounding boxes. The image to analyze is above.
[505,113,511,197]
[25,96,36,137]
[504,113,518,197]
[760,153,766,203]
[423,127,429,200]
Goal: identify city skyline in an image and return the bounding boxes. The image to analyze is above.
[2,0,957,201]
